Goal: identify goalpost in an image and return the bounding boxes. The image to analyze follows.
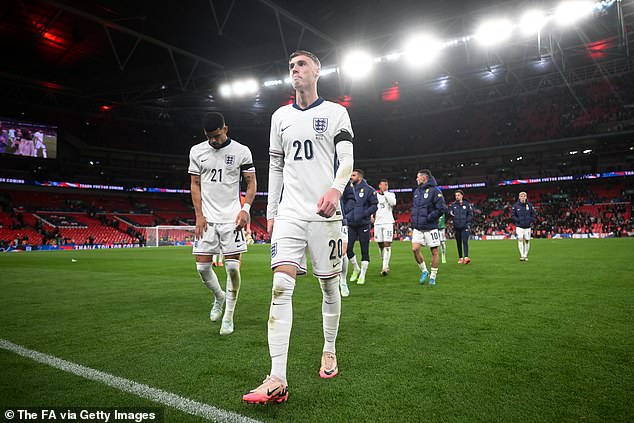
[145,225,196,247]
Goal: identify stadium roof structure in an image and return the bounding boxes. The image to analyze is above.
[1,0,633,127]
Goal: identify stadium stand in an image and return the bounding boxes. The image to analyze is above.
[2,176,630,250]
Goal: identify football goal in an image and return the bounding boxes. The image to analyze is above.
[145,225,196,247]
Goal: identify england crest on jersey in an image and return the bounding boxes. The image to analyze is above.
[313,117,328,133]
[225,154,235,166]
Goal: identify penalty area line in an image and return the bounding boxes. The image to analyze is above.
[0,339,262,423]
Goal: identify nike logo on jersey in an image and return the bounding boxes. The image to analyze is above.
[201,158,208,162]
[363,229,369,232]
[332,261,341,268]
[281,124,292,132]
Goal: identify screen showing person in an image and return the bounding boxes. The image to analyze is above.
[0,118,57,159]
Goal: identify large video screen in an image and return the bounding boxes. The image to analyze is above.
[0,117,58,159]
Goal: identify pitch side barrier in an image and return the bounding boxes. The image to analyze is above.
[471,233,621,240]
[1,169,632,194]
[2,243,141,252]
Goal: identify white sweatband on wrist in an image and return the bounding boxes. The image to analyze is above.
[331,140,354,193]
[241,203,251,213]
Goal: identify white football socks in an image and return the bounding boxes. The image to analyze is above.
[430,267,438,280]
[196,263,224,300]
[349,255,361,272]
[518,240,525,257]
[340,255,349,285]
[223,260,241,322]
[382,246,391,269]
[320,276,341,354]
[524,240,530,257]
[269,272,295,384]
[360,260,369,279]
[418,260,427,272]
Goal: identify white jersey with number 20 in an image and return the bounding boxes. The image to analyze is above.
[268,98,353,222]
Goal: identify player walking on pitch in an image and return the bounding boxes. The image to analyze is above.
[438,213,447,264]
[189,112,256,335]
[243,50,354,404]
[411,169,447,285]
[374,179,396,276]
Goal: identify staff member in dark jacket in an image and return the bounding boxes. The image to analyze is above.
[512,191,536,261]
[449,190,473,264]
[344,169,378,285]
[411,169,447,285]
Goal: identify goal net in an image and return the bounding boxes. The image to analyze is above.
[145,225,196,247]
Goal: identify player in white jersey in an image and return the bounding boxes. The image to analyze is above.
[189,112,256,336]
[243,50,354,405]
[33,130,47,158]
[374,179,396,276]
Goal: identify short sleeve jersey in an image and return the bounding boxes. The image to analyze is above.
[375,191,396,225]
[269,98,353,222]
[188,138,255,223]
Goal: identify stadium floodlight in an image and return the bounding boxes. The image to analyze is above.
[403,33,444,68]
[231,79,258,96]
[244,79,258,94]
[385,52,401,62]
[219,83,232,98]
[263,79,283,87]
[569,150,579,155]
[475,18,514,47]
[232,80,247,96]
[341,50,374,79]
[320,67,338,77]
[519,10,547,35]
[583,149,593,154]
[554,1,595,26]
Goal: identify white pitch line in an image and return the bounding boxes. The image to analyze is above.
[0,339,262,423]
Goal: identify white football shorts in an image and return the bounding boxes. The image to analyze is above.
[412,228,441,248]
[374,223,394,243]
[192,222,247,256]
[271,217,343,278]
[516,227,531,241]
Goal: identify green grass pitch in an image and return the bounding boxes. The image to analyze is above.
[1,239,632,422]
